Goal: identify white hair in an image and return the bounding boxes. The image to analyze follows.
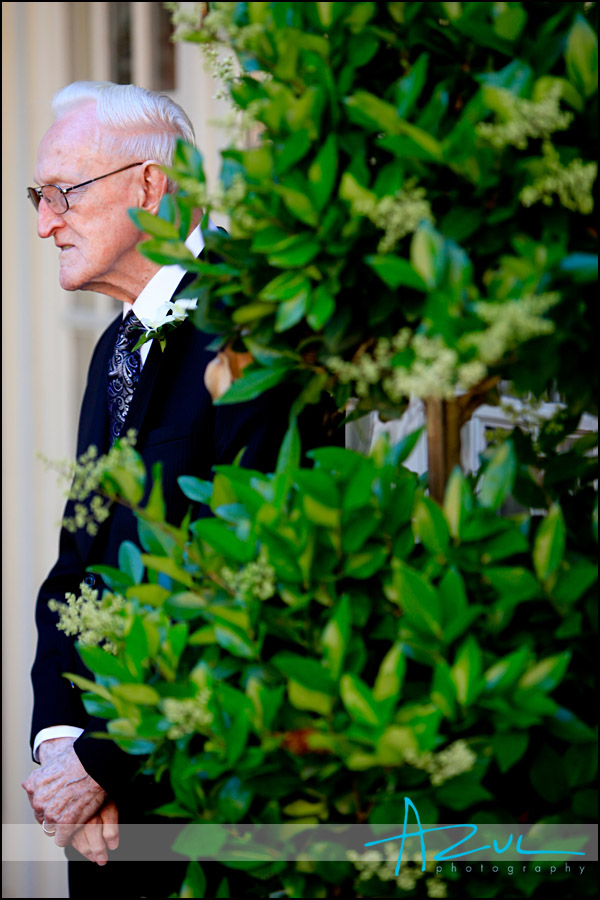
[52,81,196,192]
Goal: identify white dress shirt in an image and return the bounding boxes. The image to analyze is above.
[33,223,205,762]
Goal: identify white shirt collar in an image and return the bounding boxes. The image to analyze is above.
[122,223,205,323]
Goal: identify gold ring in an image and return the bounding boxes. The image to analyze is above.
[42,820,57,836]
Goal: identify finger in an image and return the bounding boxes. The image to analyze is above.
[100,803,120,851]
[70,826,103,866]
[80,821,109,866]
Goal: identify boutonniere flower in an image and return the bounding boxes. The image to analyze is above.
[133,298,198,353]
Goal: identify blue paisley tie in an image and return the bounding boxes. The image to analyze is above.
[107,311,144,445]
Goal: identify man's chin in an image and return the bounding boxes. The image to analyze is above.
[58,270,85,292]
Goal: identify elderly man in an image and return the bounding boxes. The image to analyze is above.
[22,81,332,899]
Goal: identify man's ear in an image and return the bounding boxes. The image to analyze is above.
[139,162,168,215]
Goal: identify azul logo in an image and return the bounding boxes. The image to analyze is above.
[364,797,586,874]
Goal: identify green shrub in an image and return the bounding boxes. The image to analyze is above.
[56,3,597,897]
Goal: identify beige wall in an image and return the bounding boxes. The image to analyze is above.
[2,4,230,896]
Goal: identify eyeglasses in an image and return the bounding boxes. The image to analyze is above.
[27,162,144,214]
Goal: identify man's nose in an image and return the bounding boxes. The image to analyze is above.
[37,199,65,239]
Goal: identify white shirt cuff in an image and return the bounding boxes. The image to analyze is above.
[33,726,85,762]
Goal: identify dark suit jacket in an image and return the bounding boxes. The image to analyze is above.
[30,280,337,818]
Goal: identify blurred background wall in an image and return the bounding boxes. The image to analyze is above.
[2,3,231,896]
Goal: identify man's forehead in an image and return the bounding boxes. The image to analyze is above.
[34,104,105,183]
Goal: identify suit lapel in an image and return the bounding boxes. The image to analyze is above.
[75,265,201,563]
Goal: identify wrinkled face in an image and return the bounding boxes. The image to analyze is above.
[33,103,145,295]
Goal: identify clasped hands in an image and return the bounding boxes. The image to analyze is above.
[22,737,119,866]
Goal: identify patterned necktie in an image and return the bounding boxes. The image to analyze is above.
[107,311,144,445]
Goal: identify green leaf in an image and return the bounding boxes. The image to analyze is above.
[322,595,351,680]
[410,224,447,289]
[111,683,160,705]
[395,52,429,118]
[288,680,334,715]
[518,651,571,693]
[308,134,338,211]
[125,583,170,608]
[373,643,406,703]
[172,824,227,861]
[275,184,319,226]
[391,428,424,466]
[450,635,482,706]
[307,286,336,330]
[484,646,531,692]
[412,496,450,557]
[340,674,381,727]
[260,271,311,303]
[365,255,428,291]
[192,518,254,563]
[533,504,566,582]
[180,861,206,899]
[546,706,596,743]
[268,235,321,269]
[173,139,206,181]
[271,652,337,695]
[478,441,517,510]
[178,476,213,504]
[377,725,419,765]
[118,541,144,585]
[385,562,443,640]
[438,568,467,628]
[124,616,149,680]
[551,558,598,603]
[85,564,132,592]
[492,3,527,41]
[76,645,131,681]
[434,777,493,811]
[273,130,312,174]
[484,567,540,603]
[565,14,598,98]
[492,732,529,773]
[214,622,256,659]
[443,467,473,540]
[344,544,388,579]
[145,462,166,521]
[129,208,180,240]
[231,302,277,325]
[140,554,194,588]
[214,365,292,405]
[275,291,309,333]
[431,662,457,719]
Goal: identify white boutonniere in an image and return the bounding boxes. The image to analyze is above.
[133,298,198,353]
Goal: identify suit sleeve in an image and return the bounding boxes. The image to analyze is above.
[29,324,117,753]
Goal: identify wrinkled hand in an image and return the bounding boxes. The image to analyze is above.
[22,738,107,847]
[69,799,119,866]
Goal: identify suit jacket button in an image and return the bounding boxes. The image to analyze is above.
[83,574,96,587]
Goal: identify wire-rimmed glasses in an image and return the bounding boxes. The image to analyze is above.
[27,162,144,214]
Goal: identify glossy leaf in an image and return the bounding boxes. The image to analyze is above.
[533,504,566,582]
[412,496,450,557]
[385,562,443,640]
[478,442,517,511]
[213,365,292,405]
[565,14,598,98]
[450,635,483,706]
[340,674,381,727]
[373,643,406,703]
[518,651,571,693]
[365,255,427,290]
